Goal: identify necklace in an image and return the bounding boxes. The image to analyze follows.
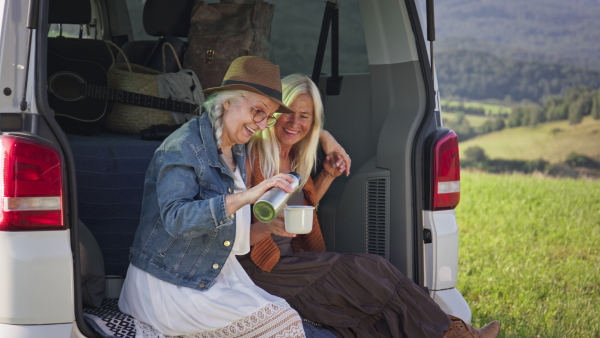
[218,148,234,160]
[218,149,236,171]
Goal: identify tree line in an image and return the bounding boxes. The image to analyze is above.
[436,49,600,104]
[436,0,600,70]
[461,147,600,179]
[507,86,600,127]
[444,86,600,141]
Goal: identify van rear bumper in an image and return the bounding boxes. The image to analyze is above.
[431,288,472,324]
[0,322,85,338]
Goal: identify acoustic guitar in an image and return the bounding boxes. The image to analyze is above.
[47,52,199,136]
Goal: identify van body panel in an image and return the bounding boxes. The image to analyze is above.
[0,0,32,113]
[424,209,460,291]
[318,60,428,278]
[358,0,419,65]
[432,288,472,323]
[0,322,77,337]
[0,231,74,324]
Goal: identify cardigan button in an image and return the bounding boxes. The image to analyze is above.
[212,263,219,269]
[224,241,231,247]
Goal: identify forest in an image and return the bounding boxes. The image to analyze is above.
[443,85,600,140]
[436,50,600,104]
[434,0,600,124]
[435,0,600,70]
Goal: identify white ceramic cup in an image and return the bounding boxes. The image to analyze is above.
[284,206,315,234]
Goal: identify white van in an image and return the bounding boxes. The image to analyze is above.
[0,0,469,336]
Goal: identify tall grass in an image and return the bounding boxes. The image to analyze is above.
[456,171,600,337]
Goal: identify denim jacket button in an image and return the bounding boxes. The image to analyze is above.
[228,188,232,193]
[224,241,231,247]
[212,263,219,269]
[199,283,205,288]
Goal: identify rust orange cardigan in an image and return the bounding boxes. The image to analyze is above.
[249,154,326,272]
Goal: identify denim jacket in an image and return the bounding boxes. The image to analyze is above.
[129,113,247,291]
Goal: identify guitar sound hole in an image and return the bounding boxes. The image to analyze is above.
[49,71,85,101]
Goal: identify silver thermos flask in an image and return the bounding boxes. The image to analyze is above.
[253,172,301,222]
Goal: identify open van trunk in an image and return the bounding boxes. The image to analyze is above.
[0,0,467,336]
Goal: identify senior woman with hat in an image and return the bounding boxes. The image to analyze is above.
[118,56,307,337]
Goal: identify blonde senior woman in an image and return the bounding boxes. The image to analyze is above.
[241,74,501,338]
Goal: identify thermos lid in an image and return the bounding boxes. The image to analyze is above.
[253,201,276,223]
[288,172,300,180]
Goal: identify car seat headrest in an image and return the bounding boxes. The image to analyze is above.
[48,0,92,24]
[143,0,196,37]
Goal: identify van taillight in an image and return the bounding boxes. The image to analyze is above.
[0,136,64,231]
[432,131,460,210]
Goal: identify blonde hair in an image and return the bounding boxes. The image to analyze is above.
[203,90,246,149]
[249,74,324,187]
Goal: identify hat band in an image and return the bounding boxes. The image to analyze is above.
[221,80,282,101]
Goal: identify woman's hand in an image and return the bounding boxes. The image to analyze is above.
[266,216,296,237]
[323,152,346,178]
[319,130,351,176]
[244,173,295,205]
[250,216,295,245]
[226,173,294,217]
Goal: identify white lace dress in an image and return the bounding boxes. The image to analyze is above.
[119,164,305,338]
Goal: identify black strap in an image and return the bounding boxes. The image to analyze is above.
[143,36,166,68]
[312,0,342,95]
[326,5,342,95]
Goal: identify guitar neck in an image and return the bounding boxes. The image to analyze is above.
[85,84,199,114]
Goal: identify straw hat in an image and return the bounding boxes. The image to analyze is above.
[203,56,294,114]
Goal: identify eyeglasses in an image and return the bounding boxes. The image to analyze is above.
[241,96,278,128]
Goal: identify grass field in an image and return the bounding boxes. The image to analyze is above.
[442,99,513,116]
[455,171,600,337]
[459,116,600,163]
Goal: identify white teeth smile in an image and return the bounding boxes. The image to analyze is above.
[284,128,299,134]
[246,125,256,134]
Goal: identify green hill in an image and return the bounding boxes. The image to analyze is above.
[459,116,600,163]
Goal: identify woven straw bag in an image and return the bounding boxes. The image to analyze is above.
[104,41,182,134]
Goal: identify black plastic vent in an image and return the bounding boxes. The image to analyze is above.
[365,177,389,258]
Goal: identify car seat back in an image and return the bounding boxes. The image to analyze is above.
[118,0,195,73]
[47,0,118,135]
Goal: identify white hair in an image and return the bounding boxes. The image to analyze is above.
[203,90,247,149]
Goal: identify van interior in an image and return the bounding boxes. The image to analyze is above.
[43,0,437,336]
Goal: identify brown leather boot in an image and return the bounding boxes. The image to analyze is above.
[443,315,501,338]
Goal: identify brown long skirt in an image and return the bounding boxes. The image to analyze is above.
[238,251,450,337]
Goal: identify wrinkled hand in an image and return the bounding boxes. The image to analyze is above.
[323,152,347,178]
[265,216,296,237]
[245,173,294,205]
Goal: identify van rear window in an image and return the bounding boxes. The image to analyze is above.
[124,0,369,76]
